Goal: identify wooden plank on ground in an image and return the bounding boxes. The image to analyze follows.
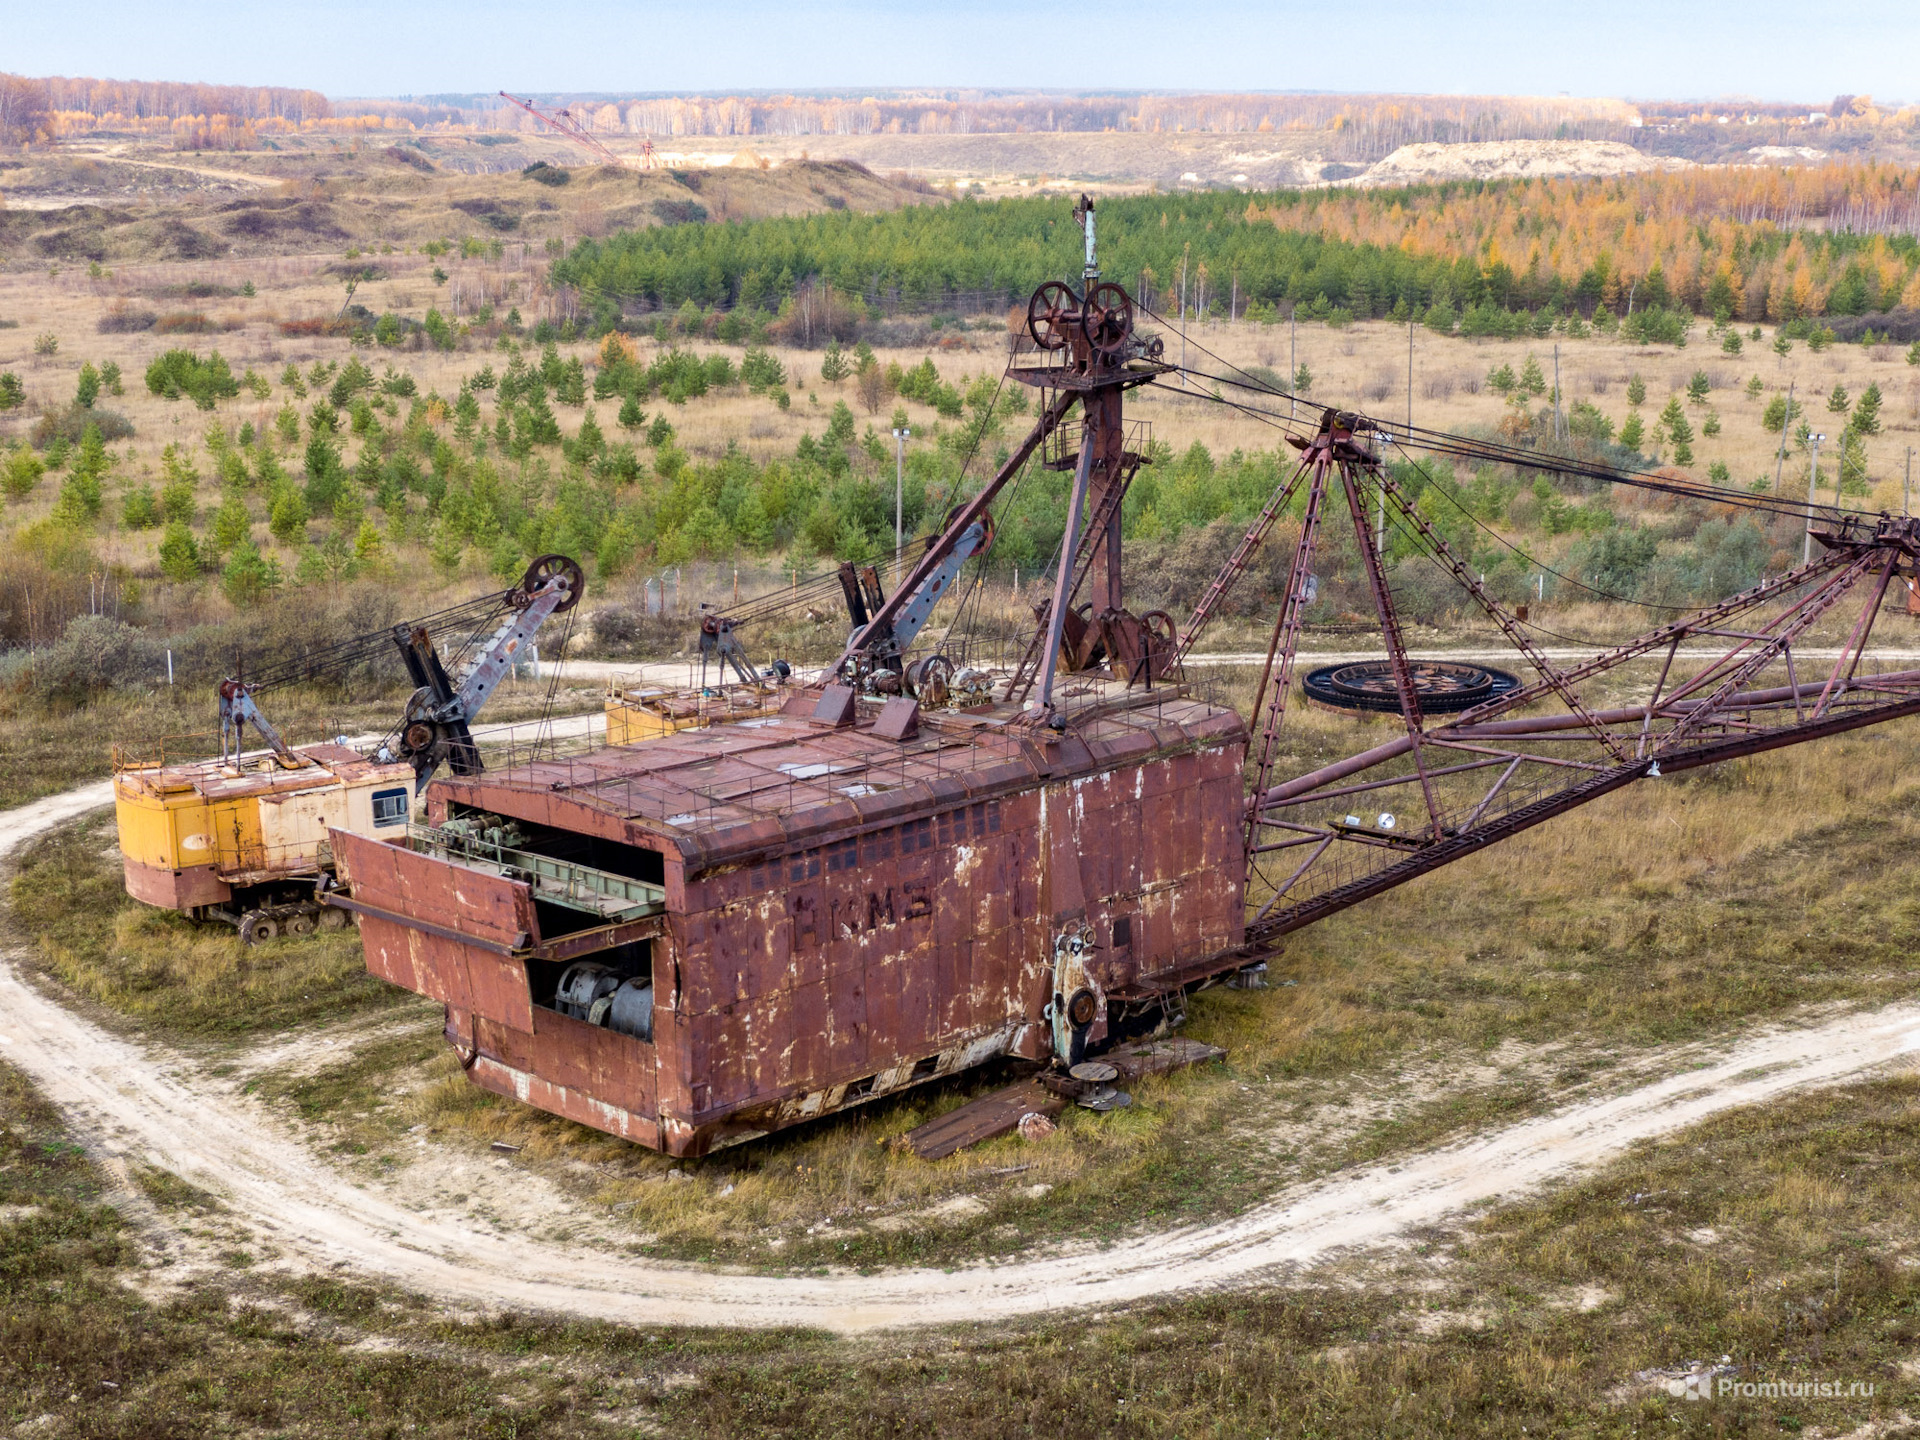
[902,1038,1226,1161]
[902,1076,1064,1161]
[1107,1036,1227,1083]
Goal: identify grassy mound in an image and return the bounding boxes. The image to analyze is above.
[8,811,404,1038]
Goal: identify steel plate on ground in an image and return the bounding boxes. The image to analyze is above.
[1077,1087,1132,1112]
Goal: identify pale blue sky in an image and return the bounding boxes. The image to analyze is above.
[7,0,1913,104]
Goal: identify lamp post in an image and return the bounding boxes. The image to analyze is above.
[891,426,912,567]
[1804,431,1826,565]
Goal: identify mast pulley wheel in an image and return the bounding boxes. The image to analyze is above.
[1026,281,1080,352]
[1081,282,1134,360]
[518,553,585,612]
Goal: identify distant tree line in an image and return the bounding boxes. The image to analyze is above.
[553,174,1920,337]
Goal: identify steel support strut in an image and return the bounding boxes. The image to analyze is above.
[1244,449,1334,861]
[1337,459,1444,840]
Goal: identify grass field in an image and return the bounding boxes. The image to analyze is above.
[15,695,1920,1273]
[6,1054,1917,1436]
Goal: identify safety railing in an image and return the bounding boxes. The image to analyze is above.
[409,822,665,920]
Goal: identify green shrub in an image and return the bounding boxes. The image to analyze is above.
[157,522,202,582]
[30,403,133,449]
[2,447,44,502]
[22,615,160,702]
[122,484,160,528]
[144,348,241,409]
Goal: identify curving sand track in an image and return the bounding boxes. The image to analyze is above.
[3,770,1917,1334]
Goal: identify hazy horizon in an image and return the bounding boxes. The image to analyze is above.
[8,0,1919,110]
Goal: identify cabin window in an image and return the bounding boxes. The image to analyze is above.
[371,788,409,827]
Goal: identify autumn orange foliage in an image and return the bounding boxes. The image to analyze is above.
[1253,164,1920,319]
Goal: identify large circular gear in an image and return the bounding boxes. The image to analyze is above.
[1081,281,1134,360]
[1138,609,1177,646]
[1302,660,1521,715]
[519,553,585,612]
[1026,281,1080,352]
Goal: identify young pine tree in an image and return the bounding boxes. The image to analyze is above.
[122,483,159,528]
[210,494,252,556]
[1686,370,1710,404]
[1626,373,1646,407]
[819,339,849,384]
[572,408,605,460]
[2,447,45,502]
[1656,390,1686,433]
[1850,382,1882,436]
[1519,354,1546,396]
[158,521,202,582]
[268,486,310,545]
[1661,398,1695,464]
[1827,383,1851,416]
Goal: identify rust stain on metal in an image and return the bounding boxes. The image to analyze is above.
[333,689,1247,1157]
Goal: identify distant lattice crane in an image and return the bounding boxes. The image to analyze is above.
[497,90,654,169]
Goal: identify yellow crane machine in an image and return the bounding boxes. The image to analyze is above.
[114,556,582,942]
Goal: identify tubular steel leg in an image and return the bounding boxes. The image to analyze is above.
[1338,461,1444,841]
[1371,461,1625,762]
[1177,455,1312,664]
[1244,453,1334,856]
[1814,552,1897,718]
[1034,433,1096,715]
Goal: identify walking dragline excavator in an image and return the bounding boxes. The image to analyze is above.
[325,199,1920,1159]
[112,556,582,944]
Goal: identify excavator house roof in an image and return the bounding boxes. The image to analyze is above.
[331,686,1248,1155]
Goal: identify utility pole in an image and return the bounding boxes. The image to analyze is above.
[1804,430,1826,565]
[1289,308,1297,420]
[1773,380,1795,496]
[1178,242,1191,388]
[1552,343,1564,442]
[891,425,912,567]
[1905,445,1912,514]
[1406,321,1414,436]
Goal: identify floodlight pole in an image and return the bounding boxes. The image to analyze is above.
[1804,431,1826,565]
[1773,379,1795,496]
[891,427,911,568]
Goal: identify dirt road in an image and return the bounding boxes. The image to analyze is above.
[3,773,1917,1333]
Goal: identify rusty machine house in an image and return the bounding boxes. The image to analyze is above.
[328,198,1920,1155]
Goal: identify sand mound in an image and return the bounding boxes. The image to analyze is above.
[1361,140,1673,185]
